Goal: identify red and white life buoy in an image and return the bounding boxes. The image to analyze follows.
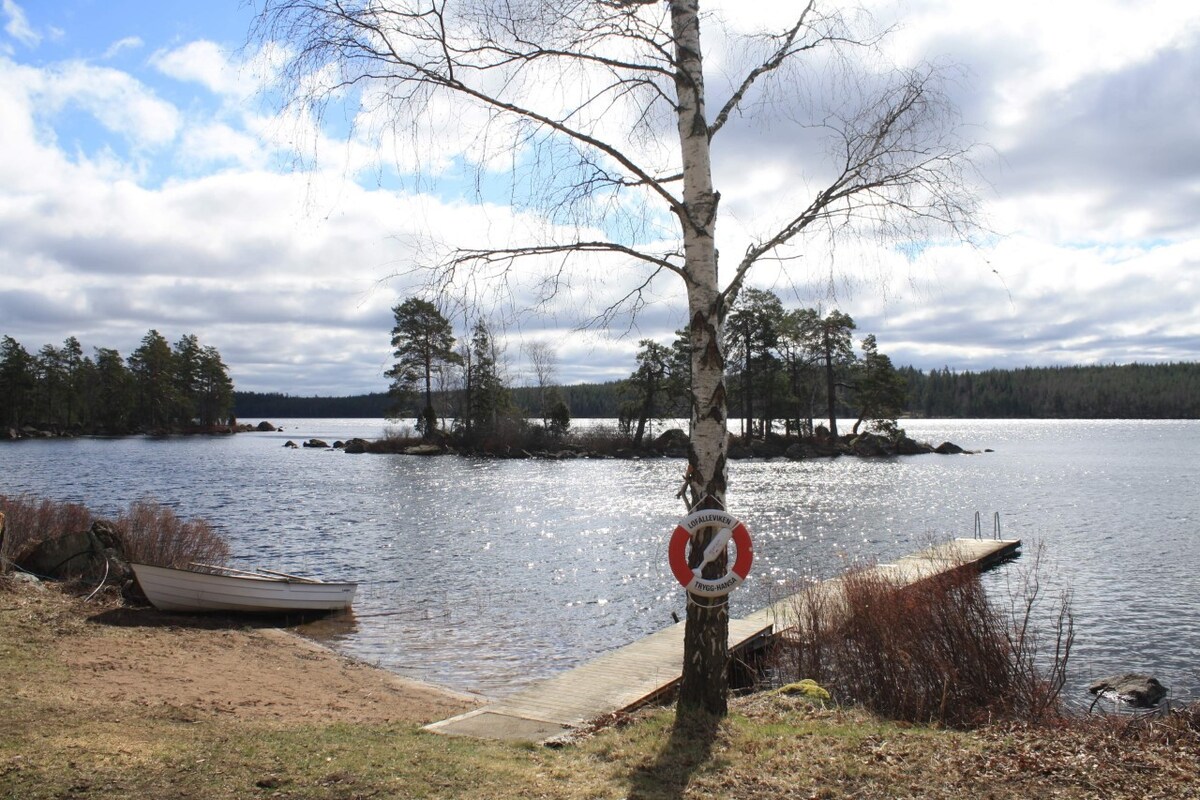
[668,509,753,597]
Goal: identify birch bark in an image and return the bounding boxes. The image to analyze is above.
[670,0,731,716]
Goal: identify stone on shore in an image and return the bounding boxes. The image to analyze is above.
[1088,673,1168,707]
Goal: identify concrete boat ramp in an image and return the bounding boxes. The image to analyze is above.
[425,537,1020,743]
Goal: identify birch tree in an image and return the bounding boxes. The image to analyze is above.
[252,0,975,716]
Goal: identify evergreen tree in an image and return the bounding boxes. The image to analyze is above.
[34,343,68,427]
[777,308,823,437]
[546,389,571,438]
[195,346,234,426]
[0,336,34,430]
[127,330,178,430]
[464,319,510,440]
[173,334,204,424]
[61,337,86,428]
[799,311,857,437]
[387,298,461,436]
[619,339,676,447]
[725,288,785,438]
[850,334,909,436]
[92,347,133,433]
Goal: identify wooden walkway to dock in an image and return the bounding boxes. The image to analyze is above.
[426,537,1020,743]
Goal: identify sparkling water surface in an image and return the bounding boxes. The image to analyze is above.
[3,418,1197,704]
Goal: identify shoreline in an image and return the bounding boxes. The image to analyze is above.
[5,574,1198,800]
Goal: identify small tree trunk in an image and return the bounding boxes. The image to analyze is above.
[825,350,839,438]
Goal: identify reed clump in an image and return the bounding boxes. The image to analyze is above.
[774,549,1073,728]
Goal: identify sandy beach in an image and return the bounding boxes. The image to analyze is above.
[1,575,479,728]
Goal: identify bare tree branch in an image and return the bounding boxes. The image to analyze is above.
[721,63,976,305]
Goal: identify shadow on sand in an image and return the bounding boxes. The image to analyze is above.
[85,604,358,637]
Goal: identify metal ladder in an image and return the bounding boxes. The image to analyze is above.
[974,510,1001,540]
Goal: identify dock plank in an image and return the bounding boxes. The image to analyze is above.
[426,537,1020,742]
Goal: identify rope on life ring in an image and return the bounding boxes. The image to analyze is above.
[668,509,753,597]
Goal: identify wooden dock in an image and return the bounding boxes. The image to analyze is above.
[426,537,1020,742]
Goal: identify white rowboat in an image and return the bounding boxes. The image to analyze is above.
[130,562,357,613]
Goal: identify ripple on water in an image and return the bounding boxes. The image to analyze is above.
[2,418,1197,702]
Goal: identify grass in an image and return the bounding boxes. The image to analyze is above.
[3,580,1197,800]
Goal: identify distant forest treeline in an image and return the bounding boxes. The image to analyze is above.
[900,363,1200,418]
[235,362,1200,420]
[233,381,623,420]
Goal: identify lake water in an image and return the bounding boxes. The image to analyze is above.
[2,418,1197,707]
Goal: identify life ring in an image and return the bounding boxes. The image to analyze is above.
[668,509,753,597]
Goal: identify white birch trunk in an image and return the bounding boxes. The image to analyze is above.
[671,0,731,717]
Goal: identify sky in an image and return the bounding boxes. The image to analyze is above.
[2,0,1199,395]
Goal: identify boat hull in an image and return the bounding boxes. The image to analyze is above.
[130,563,357,613]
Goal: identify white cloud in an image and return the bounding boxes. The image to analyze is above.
[175,122,265,171]
[152,40,248,99]
[2,0,38,47]
[32,60,180,149]
[103,36,143,60]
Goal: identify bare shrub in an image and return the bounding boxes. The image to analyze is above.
[564,424,627,453]
[1001,544,1074,721]
[775,548,1073,728]
[116,500,229,568]
[0,494,94,566]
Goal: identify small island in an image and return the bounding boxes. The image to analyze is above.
[1,330,235,439]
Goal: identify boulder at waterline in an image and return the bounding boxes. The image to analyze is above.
[1088,673,1168,708]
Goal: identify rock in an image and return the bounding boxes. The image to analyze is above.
[785,440,841,459]
[333,440,346,449]
[404,444,442,456]
[934,441,966,455]
[343,438,368,454]
[256,421,277,432]
[89,520,124,552]
[303,439,330,448]
[1088,673,1168,708]
[20,529,108,579]
[749,439,786,459]
[895,436,933,455]
[727,442,752,459]
[283,440,298,448]
[654,428,689,450]
[850,434,889,457]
